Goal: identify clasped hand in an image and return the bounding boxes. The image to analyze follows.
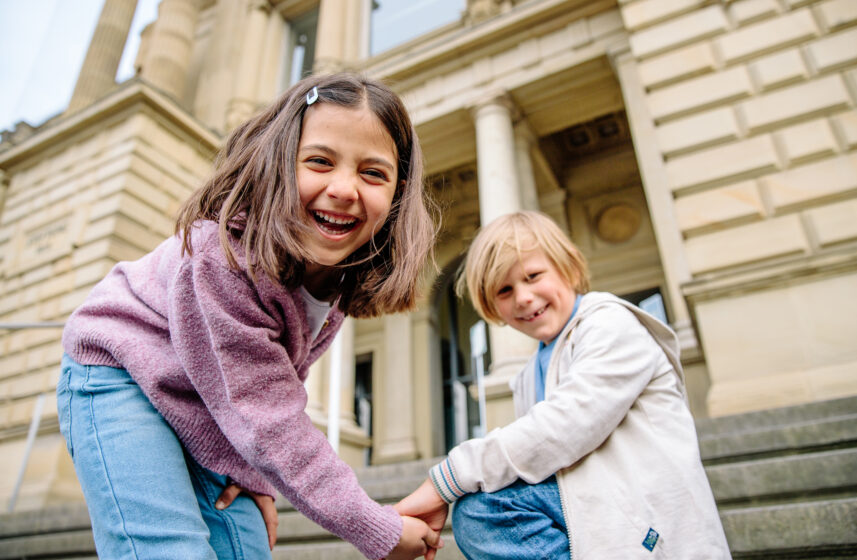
[216,478,447,559]
[391,478,450,560]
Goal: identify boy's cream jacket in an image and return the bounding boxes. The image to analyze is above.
[443,292,731,558]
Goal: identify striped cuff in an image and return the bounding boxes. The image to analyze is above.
[429,458,467,504]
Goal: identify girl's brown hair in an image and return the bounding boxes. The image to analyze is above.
[175,73,436,318]
[456,211,590,324]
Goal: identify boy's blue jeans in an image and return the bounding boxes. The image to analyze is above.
[57,354,271,559]
[452,476,570,560]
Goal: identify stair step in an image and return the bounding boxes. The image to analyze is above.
[0,503,90,537]
[695,396,857,435]
[700,413,857,463]
[0,530,95,560]
[722,497,857,558]
[272,532,465,560]
[1,397,855,560]
[708,447,857,506]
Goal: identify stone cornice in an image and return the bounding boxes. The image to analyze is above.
[682,246,857,303]
[365,0,617,84]
[0,78,221,170]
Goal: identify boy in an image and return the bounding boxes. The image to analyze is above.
[396,211,730,559]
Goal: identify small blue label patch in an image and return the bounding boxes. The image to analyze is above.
[642,528,659,551]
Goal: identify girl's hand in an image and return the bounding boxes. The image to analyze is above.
[395,478,449,533]
[216,483,279,550]
[387,516,443,560]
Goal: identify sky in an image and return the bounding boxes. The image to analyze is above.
[0,0,467,134]
[0,0,160,133]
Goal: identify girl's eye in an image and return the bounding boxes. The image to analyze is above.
[497,285,512,297]
[526,272,542,281]
[362,168,388,181]
[306,156,331,167]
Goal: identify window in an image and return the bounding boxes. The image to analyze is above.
[370,0,464,55]
[280,8,318,90]
[620,287,668,324]
[354,353,373,465]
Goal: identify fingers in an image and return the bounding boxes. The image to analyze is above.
[253,494,279,550]
[422,526,442,550]
[215,484,241,510]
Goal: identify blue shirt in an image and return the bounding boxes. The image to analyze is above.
[535,295,581,402]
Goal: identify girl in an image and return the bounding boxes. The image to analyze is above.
[397,211,730,559]
[58,73,441,559]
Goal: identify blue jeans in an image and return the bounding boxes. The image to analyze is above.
[452,476,570,560]
[57,355,271,559]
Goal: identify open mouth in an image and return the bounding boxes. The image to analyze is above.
[312,210,360,235]
[520,305,547,321]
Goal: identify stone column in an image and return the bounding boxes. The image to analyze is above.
[313,0,347,74]
[471,93,539,385]
[473,93,523,221]
[313,0,370,74]
[67,0,138,114]
[373,313,419,463]
[141,0,200,102]
[305,360,326,420]
[609,48,695,345]
[256,9,285,102]
[192,0,245,131]
[540,189,570,235]
[513,121,541,212]
[226,0,272,130]
[333,318,357,425]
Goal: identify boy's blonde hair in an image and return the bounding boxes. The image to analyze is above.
[457,211,590,324]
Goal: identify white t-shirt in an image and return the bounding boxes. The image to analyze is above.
[298,286,333,341]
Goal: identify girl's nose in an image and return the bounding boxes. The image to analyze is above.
[325,173,359,202]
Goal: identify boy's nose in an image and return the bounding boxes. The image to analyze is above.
[515,286,533,307]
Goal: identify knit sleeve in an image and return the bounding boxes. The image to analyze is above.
[440,303,666,498]
[167,251,401,560]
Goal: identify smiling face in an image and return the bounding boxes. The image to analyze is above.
[494,249,577,344]
[296,101,399,288]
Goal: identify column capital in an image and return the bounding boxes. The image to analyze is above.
[469,90,519,122]
[513,118,537,145]
[247,0,272,14]
[606,39,634,73]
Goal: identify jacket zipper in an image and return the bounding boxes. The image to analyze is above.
[546,326,576,560]
[558,471,574,559]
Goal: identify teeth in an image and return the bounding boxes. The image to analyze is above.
[313,211,357,226]
[522,306,546,321]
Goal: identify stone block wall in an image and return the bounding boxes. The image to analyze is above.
[0,93,217,510]
[619,0,857,415]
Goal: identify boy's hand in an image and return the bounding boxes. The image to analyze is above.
[387,516,443,560]
[395,479,449,560]
[216,483,279,550]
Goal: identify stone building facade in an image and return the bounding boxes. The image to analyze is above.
[1,0,855,512]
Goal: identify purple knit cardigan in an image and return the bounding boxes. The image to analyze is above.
[62,221,401,559]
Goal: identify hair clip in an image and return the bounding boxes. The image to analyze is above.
[306,86,319,105]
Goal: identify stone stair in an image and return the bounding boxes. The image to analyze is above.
[1,396,855,559]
